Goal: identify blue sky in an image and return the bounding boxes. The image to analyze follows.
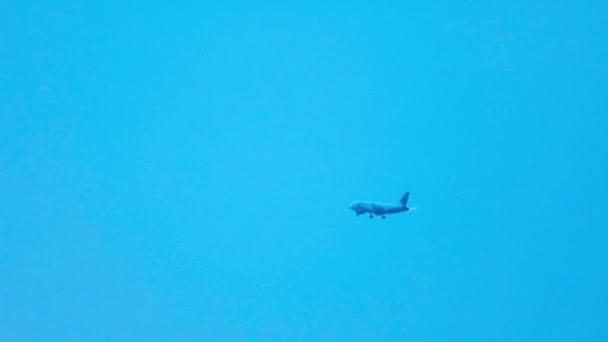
[1,1,607,341]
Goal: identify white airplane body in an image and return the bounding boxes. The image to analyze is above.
[349,192,413,219]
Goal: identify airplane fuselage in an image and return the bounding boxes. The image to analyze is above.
[349,201,409,217]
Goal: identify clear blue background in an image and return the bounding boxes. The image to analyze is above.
[1,1,607,341]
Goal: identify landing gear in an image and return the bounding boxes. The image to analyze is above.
[369,214,374,218]
[381,215,386,219]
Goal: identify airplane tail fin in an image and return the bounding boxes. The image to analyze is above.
[399,192,410,208]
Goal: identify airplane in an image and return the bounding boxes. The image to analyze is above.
[349,192,414,219]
